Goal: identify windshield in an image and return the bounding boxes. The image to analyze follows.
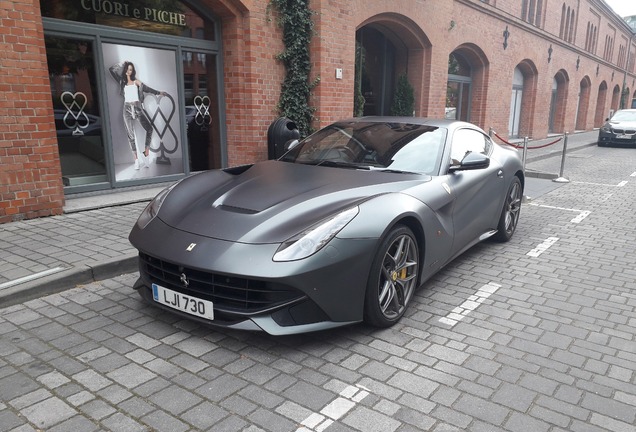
[281,121,447,175]
[611,111,636,122]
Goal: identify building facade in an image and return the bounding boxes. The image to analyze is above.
[1,0,634,223]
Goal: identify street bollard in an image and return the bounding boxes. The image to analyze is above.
[522,137,528,174]
[553,132,570,183]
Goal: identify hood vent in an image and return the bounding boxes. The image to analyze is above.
[216,204,259,214]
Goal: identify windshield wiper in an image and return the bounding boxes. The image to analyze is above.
[369,167,421,175]
[306,160,370,170]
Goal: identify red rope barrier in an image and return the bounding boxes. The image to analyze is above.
[493,131,520,148]
[491,131,563,150]
[526,137,562,149]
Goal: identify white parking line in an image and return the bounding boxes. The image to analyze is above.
[630,172,636,177]
[439,282,501,327]
[527,236,559,257]
[0,266,67,290]
[528,203,590,223]
[296,384,370,432]
[572,180,628,187]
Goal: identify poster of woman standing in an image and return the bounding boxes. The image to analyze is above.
[102,43,183,181]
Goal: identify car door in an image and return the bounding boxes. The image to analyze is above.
[445,128,505,255]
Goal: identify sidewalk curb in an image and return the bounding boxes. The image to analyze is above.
[525,141,597,163]
[0,253,138,308]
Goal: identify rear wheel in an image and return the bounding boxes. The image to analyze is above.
[364,225,419,327]
[493,176,522,242]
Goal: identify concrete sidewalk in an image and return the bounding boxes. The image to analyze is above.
[0,129,599,307]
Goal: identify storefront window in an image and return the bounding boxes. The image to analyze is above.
[40,0,215,40]
[47,36,107,186]
[42,0,224,192]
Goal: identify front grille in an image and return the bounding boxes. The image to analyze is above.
[613,128,636,134]
[139,252,305,314]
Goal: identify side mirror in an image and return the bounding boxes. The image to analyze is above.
[449,152,490,172]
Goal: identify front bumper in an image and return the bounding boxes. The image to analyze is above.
[598,131,636,147]
[129,217,378,335]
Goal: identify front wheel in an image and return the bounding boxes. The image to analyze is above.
[364,225,419,328]
[493,176,522,242]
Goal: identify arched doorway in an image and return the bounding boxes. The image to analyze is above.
[622,87,631,109]
[446,44,489,127]
[594,81,608,127]
[610,84,621,115]
[548,70,569,133]
[510,67,524,137]
[575,76,591,130]
[509,60,538,138]
[446,52,471,121]
[355,15,431,117]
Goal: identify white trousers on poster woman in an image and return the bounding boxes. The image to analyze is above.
[123,101,154,155]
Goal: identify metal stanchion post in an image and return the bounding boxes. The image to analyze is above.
[522,137,528,174]
[553,132,570,183]
[489,127,493,138]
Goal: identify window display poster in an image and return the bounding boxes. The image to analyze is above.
[102,43,183,181]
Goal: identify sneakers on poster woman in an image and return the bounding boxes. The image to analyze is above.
[134,159,141,170]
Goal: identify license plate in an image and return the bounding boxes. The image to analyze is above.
[152,283,214,320]
[616,134,631,139]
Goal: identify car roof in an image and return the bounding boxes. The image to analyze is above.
[336,116,485,133]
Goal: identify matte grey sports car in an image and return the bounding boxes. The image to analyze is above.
[129,117,524,335]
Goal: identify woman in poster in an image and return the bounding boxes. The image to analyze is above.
[109,61,167,169]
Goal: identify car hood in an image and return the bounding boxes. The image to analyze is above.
[158,160,428,243]
[609,120,636,129]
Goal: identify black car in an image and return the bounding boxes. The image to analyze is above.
[129,117,524,335]
[598,109,636,147]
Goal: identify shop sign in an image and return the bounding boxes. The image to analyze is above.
[80,0,186,27]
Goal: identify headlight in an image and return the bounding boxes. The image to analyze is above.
[136,182,178,229]
[600,124,611,133]
[273,206,359,262]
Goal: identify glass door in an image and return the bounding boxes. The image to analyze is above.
[46,36,107,187]
[182,50,222,171]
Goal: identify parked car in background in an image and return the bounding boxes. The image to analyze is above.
[598,109,636,147]
[129,117,524,335]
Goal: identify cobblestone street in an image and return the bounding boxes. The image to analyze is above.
[1,142,635,431]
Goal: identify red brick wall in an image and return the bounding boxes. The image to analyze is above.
[1,0,635,222]
[0,0,63,223]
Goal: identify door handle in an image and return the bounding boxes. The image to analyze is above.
[497,170,504,178]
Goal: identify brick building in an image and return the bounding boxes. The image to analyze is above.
[1,0,634,223]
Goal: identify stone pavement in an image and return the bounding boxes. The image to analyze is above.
[0,129,599,308]
[1,131,635,432]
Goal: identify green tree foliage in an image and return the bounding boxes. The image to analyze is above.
[354,42,366,117]
[390,75,415,116]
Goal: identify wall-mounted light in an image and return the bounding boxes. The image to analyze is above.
[548,45,553,63]
[596,64,600,76]
[449,20,456,31]
[576,56,580,71]
[503,26,510,50]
